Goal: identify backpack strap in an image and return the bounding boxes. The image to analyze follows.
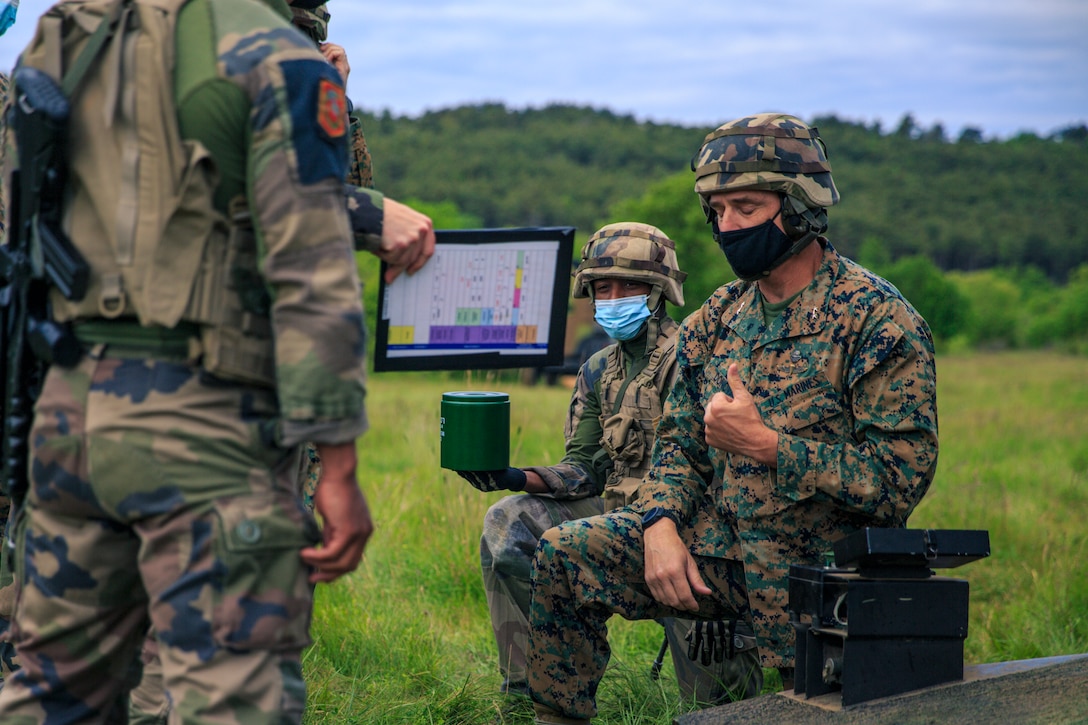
[60,0,127,99]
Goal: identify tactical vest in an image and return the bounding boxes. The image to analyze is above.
[597,317,678,510]
[17,0,275,387]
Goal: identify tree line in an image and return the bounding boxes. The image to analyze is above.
[356,103,1088,353]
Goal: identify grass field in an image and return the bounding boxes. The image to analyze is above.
[302,351,1088,724]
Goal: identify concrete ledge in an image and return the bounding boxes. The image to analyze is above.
[674,654,1088,725]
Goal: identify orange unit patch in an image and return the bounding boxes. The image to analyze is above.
[317,78,348,138]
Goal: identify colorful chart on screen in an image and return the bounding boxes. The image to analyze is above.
[374,227,574,371]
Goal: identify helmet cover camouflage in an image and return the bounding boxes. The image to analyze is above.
[291,4,330,44]
[573,222,686,308]
[692,113,839,211]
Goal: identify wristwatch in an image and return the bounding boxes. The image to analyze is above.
[641,506,678,531]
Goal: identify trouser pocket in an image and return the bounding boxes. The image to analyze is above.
[210,493,320,651]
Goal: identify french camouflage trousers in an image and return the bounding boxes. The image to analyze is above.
[0,347,319,724]
[0,509,18,682]
[127,631,168,725]
[528,509,753,721]
[127,443,323,723]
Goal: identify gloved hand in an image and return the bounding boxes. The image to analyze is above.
[685,620,738,666]
[455,467,528,493]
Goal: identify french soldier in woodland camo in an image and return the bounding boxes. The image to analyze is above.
[117,1,436,721]
[0,0,381,720]
[527,113,938,724]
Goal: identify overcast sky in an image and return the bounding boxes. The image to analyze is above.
[2,0,1085,140]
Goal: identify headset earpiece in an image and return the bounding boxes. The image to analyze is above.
[781,195,828,240]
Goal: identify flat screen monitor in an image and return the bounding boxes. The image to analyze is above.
[374,226,575,372]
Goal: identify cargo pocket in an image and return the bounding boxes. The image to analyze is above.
[603,475,643,511]
[600,413,646,465]
[210,495,320,652]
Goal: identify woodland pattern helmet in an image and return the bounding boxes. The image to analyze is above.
[692,112,839,213]
[291,4,331,43]
[573,222,686,308]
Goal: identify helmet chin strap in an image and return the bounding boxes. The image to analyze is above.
[647,285,664,312]
[773,195,827,270]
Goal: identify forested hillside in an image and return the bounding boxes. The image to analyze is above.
[357,103,1088,281]
[356,103,1088,351]
[358,103,703,235]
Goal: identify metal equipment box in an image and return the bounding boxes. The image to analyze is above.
[789,528,990,706]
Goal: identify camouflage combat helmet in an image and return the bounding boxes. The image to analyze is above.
[692,113,839,213]
[573,222,686,309]
[291,3,331,44]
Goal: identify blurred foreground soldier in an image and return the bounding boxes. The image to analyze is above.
[126,2,435,720]
[0,0,376,720]
[527,113,939,723]
[0,0,19,688]
[457,223,761,717]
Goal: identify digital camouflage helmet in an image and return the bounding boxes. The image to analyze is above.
[573,222,686,310]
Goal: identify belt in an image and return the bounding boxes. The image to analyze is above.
[74,319,200,361]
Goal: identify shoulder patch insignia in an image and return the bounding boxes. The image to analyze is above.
[317,78,347,139]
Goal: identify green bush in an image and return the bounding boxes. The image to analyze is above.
[947,270,1021,348]
[877,255,968,341]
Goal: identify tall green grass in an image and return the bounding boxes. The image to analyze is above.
[303,352,1088,723]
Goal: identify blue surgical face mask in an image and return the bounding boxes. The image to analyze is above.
[594,294,651,341]
[0,1,18,37]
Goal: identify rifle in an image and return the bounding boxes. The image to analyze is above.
[0,66,90,500]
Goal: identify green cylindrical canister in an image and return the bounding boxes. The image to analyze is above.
[440,391,510,471]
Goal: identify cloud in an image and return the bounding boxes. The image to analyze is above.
[1,0,1084,138]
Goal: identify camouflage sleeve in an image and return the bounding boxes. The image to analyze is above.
[340,109,386,252]
[218,9,367,447]
[344,184,384,253]
[345,111,373,189]
[522,352,610,499]
[776,299,939,524]
[636,310,718,522]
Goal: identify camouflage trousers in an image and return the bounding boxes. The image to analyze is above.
[128,443,323,723]
[0,348,319,724]
[528,509,756,721]
[0,509,18,682]
[127,633,168,725]
[483,495,759,709]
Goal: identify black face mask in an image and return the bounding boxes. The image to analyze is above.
[714,211,795,281]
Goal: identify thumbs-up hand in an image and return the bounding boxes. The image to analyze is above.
[703,363,778,466]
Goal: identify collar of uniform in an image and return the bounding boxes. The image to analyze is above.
[721,240,839,343]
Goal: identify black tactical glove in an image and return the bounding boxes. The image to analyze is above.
[685,620,739,666]
[455,467,528,493]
